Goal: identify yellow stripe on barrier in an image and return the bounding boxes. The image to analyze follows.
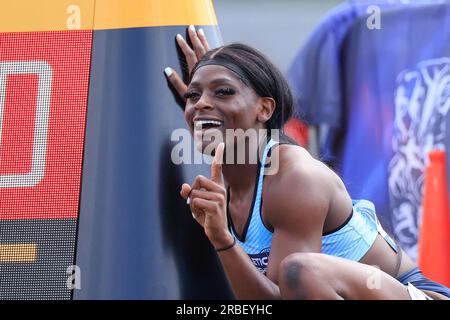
[0,0,217,33]
[94,0,217,30]
[0,244,37,262]
[0,0,95,32]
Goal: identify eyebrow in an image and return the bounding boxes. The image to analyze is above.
[189,78,235,87]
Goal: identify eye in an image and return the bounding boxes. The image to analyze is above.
[183,90,201,101]
[215,88,235,97]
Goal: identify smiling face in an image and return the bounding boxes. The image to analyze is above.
[184,65,268,155]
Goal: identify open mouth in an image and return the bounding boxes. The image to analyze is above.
[194,120,223,131]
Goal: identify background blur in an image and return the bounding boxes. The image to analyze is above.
[214,0,344,73]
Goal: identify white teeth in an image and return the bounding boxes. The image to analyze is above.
[194,120,222,129]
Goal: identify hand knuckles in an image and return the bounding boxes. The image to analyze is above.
[193,175,202,182]
[216,194,225,204]
[187,50,197,59]
[219,187,226,196]
[192,175,202,186]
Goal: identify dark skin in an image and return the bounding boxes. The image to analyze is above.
[165,26,447,300]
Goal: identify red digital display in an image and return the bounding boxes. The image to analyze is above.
[0,31,92,220]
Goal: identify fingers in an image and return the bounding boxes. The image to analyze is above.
[181,175,225,218]
[189,189,225,204]
[191,197,218,215]
[176,33,197,73]
[188,25,208,60]
[165,25,210,102]
[191,175,225,195]
[180,183,200,219]
[175,25,210,74]
[165,67,188,99]
[197,28,210,52]
[211,143,224,185]
[189,189,225,220]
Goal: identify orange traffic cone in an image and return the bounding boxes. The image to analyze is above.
[418,150,450,287]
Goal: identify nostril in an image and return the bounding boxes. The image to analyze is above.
[194,102,213,110]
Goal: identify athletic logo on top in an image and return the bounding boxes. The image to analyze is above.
[248,247,270,274]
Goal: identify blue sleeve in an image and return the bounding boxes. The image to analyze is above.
[287,2,360,128]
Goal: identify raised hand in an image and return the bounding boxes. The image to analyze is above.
[164,25,211,108]
[180,143,234,248]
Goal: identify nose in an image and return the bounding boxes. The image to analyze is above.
[194,93,213,111]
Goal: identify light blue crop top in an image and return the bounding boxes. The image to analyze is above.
[226,136,398,274]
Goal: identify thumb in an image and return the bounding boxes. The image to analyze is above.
[180,183,192,200]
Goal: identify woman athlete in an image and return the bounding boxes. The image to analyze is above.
[164,25,450,300]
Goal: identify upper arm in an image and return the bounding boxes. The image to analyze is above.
[264,160,332,283]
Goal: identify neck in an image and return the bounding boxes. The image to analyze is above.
[223,162,259,194]
[222,131,269,194]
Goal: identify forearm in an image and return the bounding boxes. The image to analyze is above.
[216,243,281,300]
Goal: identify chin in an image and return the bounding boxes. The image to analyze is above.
[193,128,224,156]
[195,140,221,156]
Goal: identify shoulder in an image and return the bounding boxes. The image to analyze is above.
[262,144,335,231]
[265,144,335,203]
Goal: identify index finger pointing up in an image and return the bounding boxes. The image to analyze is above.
[211,142,224,185]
